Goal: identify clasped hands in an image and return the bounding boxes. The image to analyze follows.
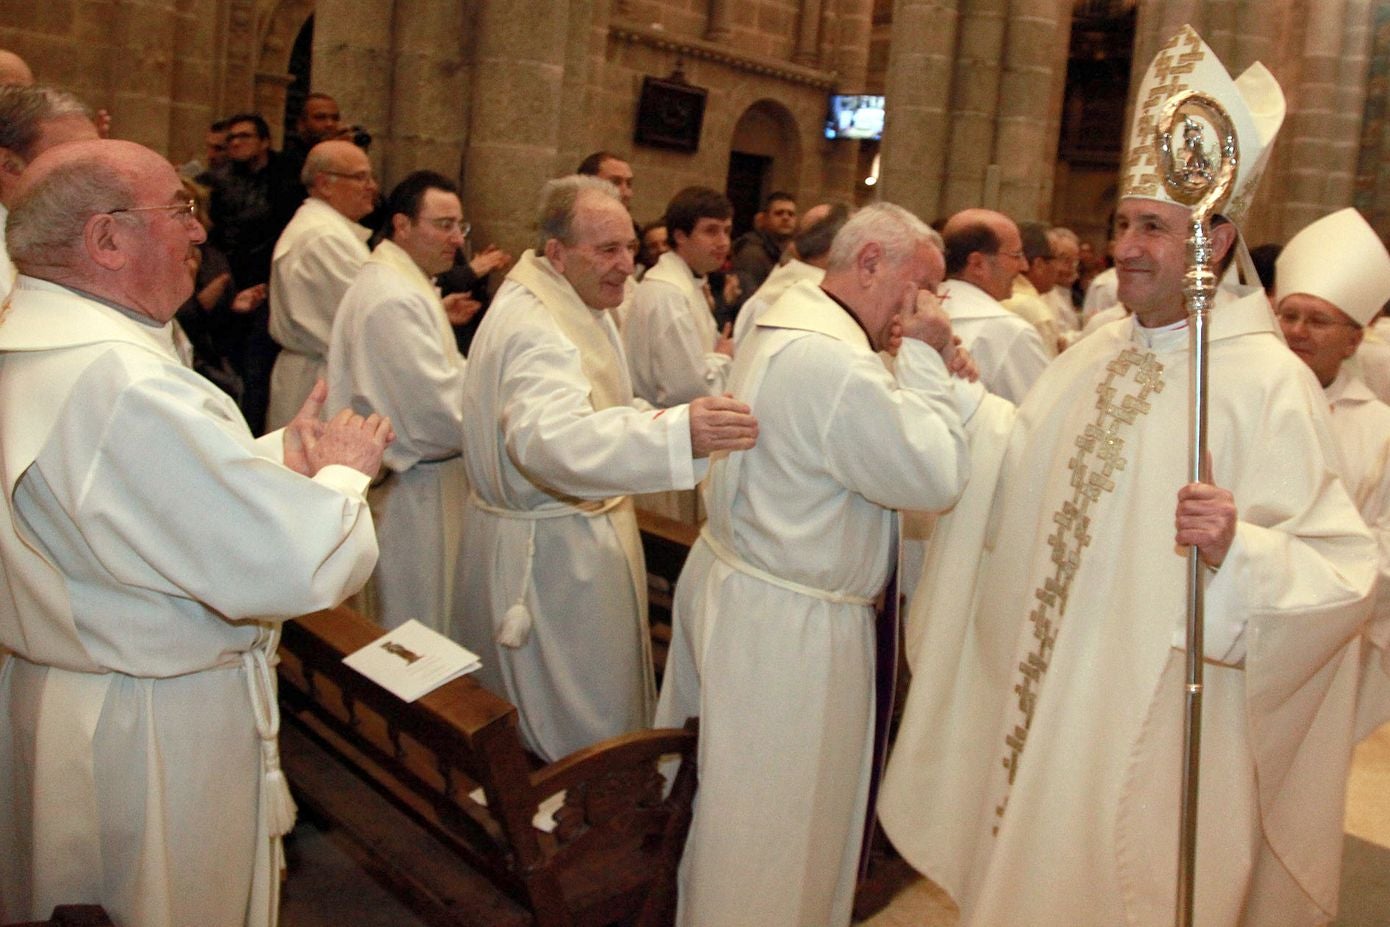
[283,380,395,479]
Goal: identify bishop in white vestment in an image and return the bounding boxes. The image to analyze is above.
[881,29,1376,927]
[1272,207,1390,739]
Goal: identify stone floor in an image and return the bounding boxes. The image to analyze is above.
[282,722,1390,926]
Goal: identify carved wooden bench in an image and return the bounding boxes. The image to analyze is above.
[634,510,698,679]
[277,605,698,927]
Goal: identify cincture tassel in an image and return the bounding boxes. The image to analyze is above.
[244,635,298,838]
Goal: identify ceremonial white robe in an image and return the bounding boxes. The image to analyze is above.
[623,250,731,407]
[1002,276,1061,358]
[654,280,979,927]
[880,289,1375,927]
[1349,329,1390,406]
[731,256,823,347]
[1077,301,1130,340]
[267,197,371,430]
[941,278,1049,404]
[328,239,467,631]
[455,251,706,761]
[1047,284,1081,333]
[0,277,378,927]
[1083,264,1119,319]
[1325,368,1390,739]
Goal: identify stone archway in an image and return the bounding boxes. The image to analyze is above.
[254,0,317,145]
[726,99,803,237]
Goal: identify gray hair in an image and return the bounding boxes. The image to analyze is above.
[300,145,332,188]
[826,202,936,273]
[6,153,133,268]
[536,174,621,251]
[1047,226,1079,249]
[0,84,91,160]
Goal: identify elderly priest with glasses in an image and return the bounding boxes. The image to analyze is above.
[0,139,391,927]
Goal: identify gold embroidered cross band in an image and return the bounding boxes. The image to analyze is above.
[994,347,1165,833]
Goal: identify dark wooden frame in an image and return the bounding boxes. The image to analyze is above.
[633,76,707,153]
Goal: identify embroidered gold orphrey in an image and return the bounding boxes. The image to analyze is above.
[993,346,1165,833]
[1122,28,1204,199]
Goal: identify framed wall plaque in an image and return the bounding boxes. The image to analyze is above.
[634,75,707,153]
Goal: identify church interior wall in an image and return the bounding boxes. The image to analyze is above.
[6,0,1390,253]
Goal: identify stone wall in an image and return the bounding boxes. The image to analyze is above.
[3,0,1386,251]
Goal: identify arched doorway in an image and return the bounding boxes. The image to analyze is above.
[725,100,802,238]
[255,0,317,146]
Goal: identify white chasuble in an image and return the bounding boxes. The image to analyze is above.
[880,289,1374,927]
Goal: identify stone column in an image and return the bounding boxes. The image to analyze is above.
[1269,0,1371,239]
[879,0,962,221]
[554,0,597,178]
[940,0,1008,215]
[992,0,1064,219]
[382,0,470,184]
[111,0,179,152]
[313,0,396,174]
[707,0,733,41]
[464,0,571,256]
[1040,0,1073,221]
[794,0,825,66]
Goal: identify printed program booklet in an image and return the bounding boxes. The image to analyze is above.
[342,619,482,702]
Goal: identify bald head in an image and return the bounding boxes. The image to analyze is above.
[942,207,1026,300]
[0,50,34,87]
[302,139,377,221]
[9,139,204,321]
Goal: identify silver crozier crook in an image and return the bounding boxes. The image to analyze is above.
[1154,92,1238,927]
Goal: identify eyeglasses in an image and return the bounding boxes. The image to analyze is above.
[421,217,469,235]
[107,199,199,222]
[995,248,1026,260]
[1274,310,1359,333]
[322,169,375,184]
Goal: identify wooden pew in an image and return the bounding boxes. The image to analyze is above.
[4,906,114,927]
[634,509,699,679]
[277,606,698,927]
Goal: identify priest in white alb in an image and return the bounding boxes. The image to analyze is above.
[623,185,735,407]
[0,140,390,927]
[730,202,849,347]
[329,170,474,631]
[655,202,983,927]
[453,176,757,761]
[266,139,376,430]
[880,27,1376,927]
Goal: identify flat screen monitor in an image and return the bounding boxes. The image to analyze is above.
[825,94,885,141]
